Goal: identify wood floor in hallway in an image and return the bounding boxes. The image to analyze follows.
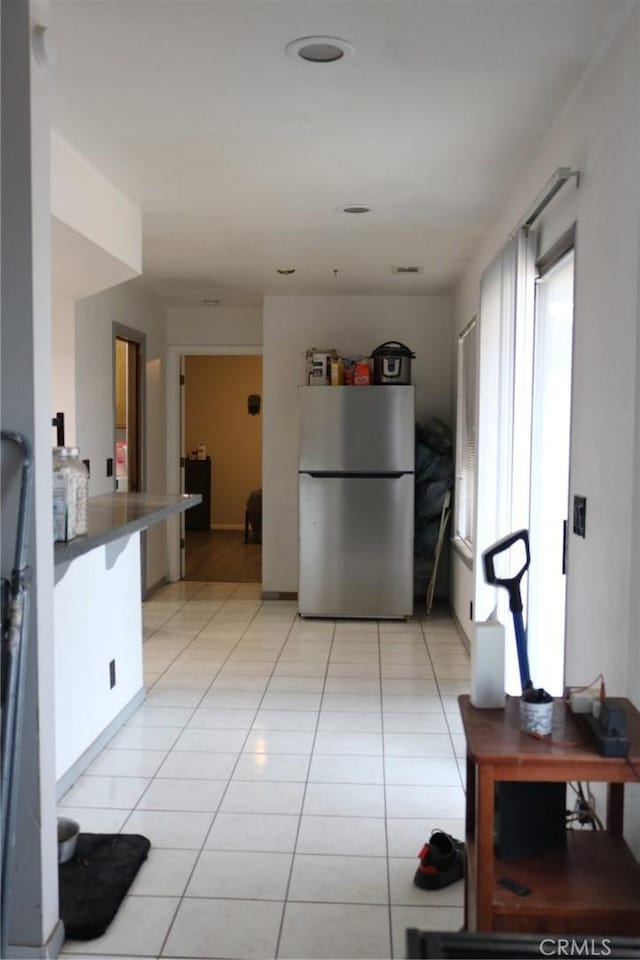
[184,529,261,582]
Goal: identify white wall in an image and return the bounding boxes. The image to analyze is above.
[262,295,452,594]
[166,305,262,346]
[75,278,168,591]
[450,6,640,850]
[2,2,60,949]
[51,132,142,275]
[54,536,143,781]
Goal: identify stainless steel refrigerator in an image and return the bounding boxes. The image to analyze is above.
[298,385,415,619]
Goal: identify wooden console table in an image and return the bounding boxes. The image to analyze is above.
[459,694,640,935]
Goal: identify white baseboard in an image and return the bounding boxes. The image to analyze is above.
[55,688,146,799]
[451,608,471,653]
[5,919,65,959]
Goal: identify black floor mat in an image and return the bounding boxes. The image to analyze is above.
[59,833,150,940]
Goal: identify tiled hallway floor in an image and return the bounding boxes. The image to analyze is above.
[59,582,469,960]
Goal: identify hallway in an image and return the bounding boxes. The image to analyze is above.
[58,582,469,959]
[184,531,262,583]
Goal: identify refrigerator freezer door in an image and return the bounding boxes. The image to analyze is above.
[298,473,414,618]
[299,386,415,474]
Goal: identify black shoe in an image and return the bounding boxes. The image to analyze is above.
[413,829,465,890]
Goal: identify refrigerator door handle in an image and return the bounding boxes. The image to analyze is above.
[301,471,409,479]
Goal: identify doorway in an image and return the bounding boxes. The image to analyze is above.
[181,354,262,583]
[113,325,145,493]
[527,244,575,696]
[113,324,146,590]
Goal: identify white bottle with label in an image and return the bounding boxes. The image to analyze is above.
[53,447,77,542]
[52,447,89,541]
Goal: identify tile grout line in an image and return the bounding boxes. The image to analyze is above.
[380,617,397,960]
[420,615,465,791]
[63,586,235,811]
[64,597,468,958]
[141,592,236,698]
[156,586,302,959]
[135,581,251,960]
[272,617,337,960]
[76,581,237,960]
[134,583,274,958]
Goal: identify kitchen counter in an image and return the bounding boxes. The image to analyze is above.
[53,491,200,793]
[54,491,201,573]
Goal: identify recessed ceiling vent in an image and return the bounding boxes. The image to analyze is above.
[393,266,423,274]
[339,203,371,215]
[286,36,355,63]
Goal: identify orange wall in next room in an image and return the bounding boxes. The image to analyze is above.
[185,355,262,526]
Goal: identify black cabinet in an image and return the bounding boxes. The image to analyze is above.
[185,457,211,530]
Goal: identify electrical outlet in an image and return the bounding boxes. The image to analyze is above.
[109,659,116,689]
[573,495,586,538]
[106,457,113,478]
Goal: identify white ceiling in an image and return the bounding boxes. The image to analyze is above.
[50,0,628,306]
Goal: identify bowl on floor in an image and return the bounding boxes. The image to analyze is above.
[57,817,80,864]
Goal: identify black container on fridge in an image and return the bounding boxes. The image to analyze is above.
[372,341,415,384]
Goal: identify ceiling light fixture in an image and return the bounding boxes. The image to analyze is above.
[277,268,296,275]
[393,266,423,274]
[285,36,355,63]
[339,203,371,215]
[203,298,220,306]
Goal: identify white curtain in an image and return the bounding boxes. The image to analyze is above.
[473,229,536,691]
[455,318,477,549]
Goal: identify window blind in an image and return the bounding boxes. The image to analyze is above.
[455,317,477,548]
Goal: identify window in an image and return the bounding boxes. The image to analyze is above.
[455,317,478,549]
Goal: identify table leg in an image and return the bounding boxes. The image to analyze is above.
[607,782,624,837]
[464,754,476,930]
[466,753,476,838]
[475,764,495,930]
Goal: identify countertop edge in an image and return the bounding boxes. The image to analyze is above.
[54,492,202,571]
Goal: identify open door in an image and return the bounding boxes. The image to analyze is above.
[181,354,262,582]
[114,332,143,493]
[180,355,186,578]
[527,245,575,696]
[113,325,146,590]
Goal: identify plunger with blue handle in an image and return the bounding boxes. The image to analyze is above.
[482,529,533,694]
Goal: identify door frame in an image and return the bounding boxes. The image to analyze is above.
[166,344,263,582]
[112,322,147,493]
[113,323,147,592]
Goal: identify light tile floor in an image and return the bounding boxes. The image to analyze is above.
[59,581,469,960]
